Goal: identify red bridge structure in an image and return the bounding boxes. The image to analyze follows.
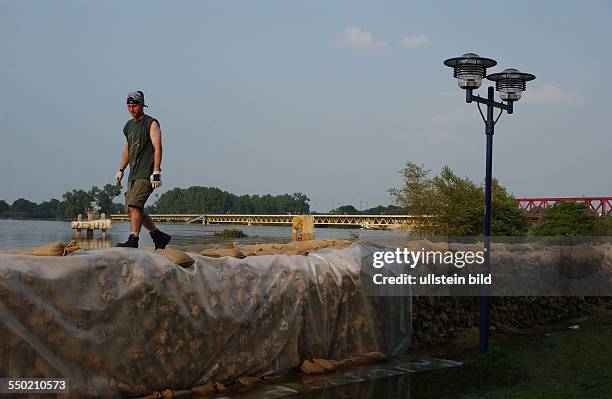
[515,197,612,220]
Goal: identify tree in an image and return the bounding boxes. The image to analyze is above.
[389,162,529,236]
[363,204,407,215]
[2,186,312,218]
[0,200,9,216]
[530,202,601,236]
[431,166,483,236]
[388,162,434,217]
[90,184,118,215]
[32,199,61,218]
[331,205,359,215]
[9,198,38,218]
[112,203,126,214]
[489,182,530,236]
[57,189,94,219]
[599,217,612,236]
[150,186,310,214]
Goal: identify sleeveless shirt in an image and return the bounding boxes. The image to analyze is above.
[123,115,159,181]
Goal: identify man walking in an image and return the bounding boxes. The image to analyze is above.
[115,91,171,249]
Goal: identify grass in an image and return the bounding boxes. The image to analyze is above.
[283,311,612,399]
[455,311,612,398]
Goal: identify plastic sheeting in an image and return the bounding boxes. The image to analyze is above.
[222,356,462,399]
[0,244,411,398]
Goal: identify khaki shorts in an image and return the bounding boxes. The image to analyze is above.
[125,178,153,210]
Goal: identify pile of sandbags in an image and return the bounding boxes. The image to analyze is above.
[147,352,391,398]
[0,243,411,398]
[0,241,196,269]
[198,239,353,258]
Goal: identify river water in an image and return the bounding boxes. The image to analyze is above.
[0,218,412,250]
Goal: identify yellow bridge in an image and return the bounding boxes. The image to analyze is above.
[109,214,429,229]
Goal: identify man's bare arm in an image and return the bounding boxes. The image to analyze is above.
[119,142,129,170]
[150,121,162,171]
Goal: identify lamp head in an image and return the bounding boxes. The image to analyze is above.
[444,53,497,90]
[487,68,536,101]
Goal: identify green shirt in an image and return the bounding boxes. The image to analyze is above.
[123,115,158,181]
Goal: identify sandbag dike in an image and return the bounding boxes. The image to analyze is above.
[1,239,611,397]
[0,243,411,398]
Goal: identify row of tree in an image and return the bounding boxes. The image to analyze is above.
[0,184,124,220]
[387,162,611,236]
[0,186,312,219]
[2,167,610,236]
[327,204,407,215]
[146,186,310,214]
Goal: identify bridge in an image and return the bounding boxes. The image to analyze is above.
[515,197,612,219]
[109,214,431,228]
[109,197,611,227]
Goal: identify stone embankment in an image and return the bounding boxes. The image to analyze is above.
[411,296,610,348]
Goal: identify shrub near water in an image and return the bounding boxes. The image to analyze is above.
[213,229,248,238]
[388,162,529,236]
[530,201,604,236]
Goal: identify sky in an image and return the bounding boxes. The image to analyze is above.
[0,0,610,212]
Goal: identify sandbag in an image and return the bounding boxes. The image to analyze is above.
[0,241,80,256]
[24,241,67,256]
[199,240,354,259]
[144,247,195,267]
[0,249,24,254]
[199,248,246,258]
[284,239,351,252]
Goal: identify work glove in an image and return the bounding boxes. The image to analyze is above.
[150,171,162,189]
[115,170,124,185]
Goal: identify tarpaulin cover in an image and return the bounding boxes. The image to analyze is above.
[0,244,411,397]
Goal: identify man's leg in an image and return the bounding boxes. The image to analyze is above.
[148,212,171,249]
[142,212,156,231]
[144,211,171,250]
[129,206,144,233]
[117,205,142,247]
[119,179,170,249]
[118,179,147,247]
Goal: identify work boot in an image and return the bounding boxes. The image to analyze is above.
[117,234,139,248]
[150,229,171,250]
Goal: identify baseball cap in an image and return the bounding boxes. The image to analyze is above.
[127,91,148,107]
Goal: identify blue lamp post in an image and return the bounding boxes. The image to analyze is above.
[444,54,535,352]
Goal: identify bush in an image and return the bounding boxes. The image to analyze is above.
[530,202,602,236]
[388,162,528,237]
[213,229,248,238]
[599,217,612,235]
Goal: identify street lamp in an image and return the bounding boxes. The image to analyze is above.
[444,53,535,352]
[444,53,497,89]
[488,68,536,102]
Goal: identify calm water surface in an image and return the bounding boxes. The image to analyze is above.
[0,218,412,250]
